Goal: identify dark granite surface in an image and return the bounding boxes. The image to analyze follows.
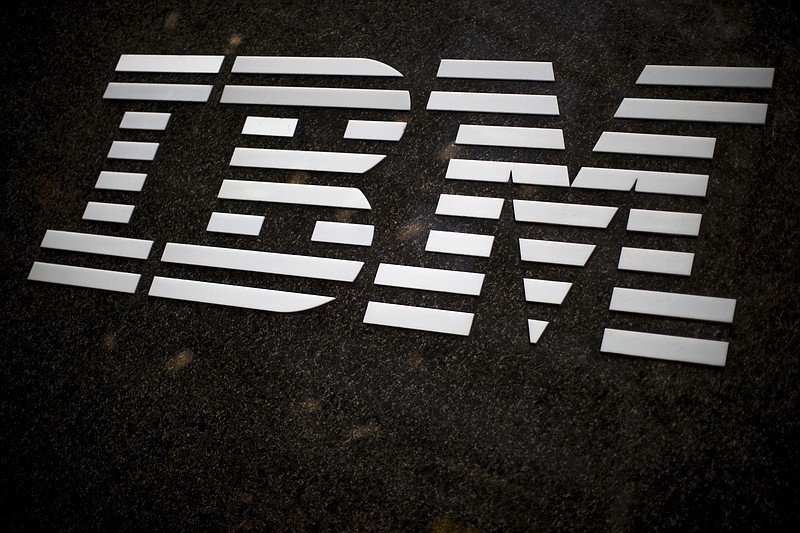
[2,0,799,530]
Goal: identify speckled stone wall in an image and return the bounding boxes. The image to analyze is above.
[2,1,799,530]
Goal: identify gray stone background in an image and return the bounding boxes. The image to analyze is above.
[2,0,798,530]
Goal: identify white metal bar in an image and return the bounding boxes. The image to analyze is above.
[571,167,636,190]
[427,91,559,115]
[618,247,694,276]
[635,173,708,197]
[82,202,135,224]
[593,132,716,159]
[572,167,708,197]
[231,56,402,76]
[446,159,569,186]
[519,239,595,266]
[527,320,549,343]
[107,141,159,161]
[116,54,224,73]
[610,287,736,323]
[311,221,374,246]
[206,212,265,236]
[513,200,617,228]
[242,117,298,137]
[523,279,572,305]
[444,159,507,183]
[374,263,484,295]
[627,209,702,236]
[344,120,407,141]
[40,230,153,259]
[456,125,564,149]
[601,328,728,367]
[28,261,140,293]
[437,59,554,81]
[425,230,494,257]
[119,112,171,130]
[229,147,384,174]
[435,194,504,219]
[221,85,411,110]
[218,180,371,210]
[615,98,768,125]
[149,277,333,313]
[95,171,147,192]
[103,82,213,102]
[363,301,474,336]
[636,65,774,89]
[161,243,363,282]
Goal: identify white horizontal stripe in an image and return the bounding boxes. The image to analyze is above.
[206,212,264,236]
[610,287,736,323]
[615,98,768,125]
[627,209,702,236]
[218,180,371,210]
[519,239,595,266]
[28,262,140,293]
[446,159,569,186]
[103,82,212,102]
[230,147,384,174]
[374,264,484,295]
[513,200,617,228]
[527,320,549,343]
[107,141,159,161]
[427,92,559,115]
[119,112,171,130]
[82,202,135,224]
[149,277,333,312]
[636,65,774,89]
[594,132,716,159]
[221,85,411,110]
[523,279,572,305]
[618,247,694,276]
[601,328,728,367]
[116,54,224,73]
[435,194,504,219]
[635,171,709,197]
[363,301,474,336]
[40,230,153,259]
[456,125,564,149]
[95,171,147,192]
[437,59,554,81]
[572,167,708,197]
[161,243,363,282]
[425,230,494,257]
[311,221,374,246]
[571,167,636,190]
[242,117,298,137]
[231,56,402,76]
[511,164,569,186]
[344,120,407,141]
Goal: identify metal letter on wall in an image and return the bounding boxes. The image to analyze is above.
[27,55,774,367]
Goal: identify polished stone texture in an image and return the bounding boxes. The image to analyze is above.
[2,1,799,530]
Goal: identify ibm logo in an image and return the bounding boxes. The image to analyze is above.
[27,55,774,367]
